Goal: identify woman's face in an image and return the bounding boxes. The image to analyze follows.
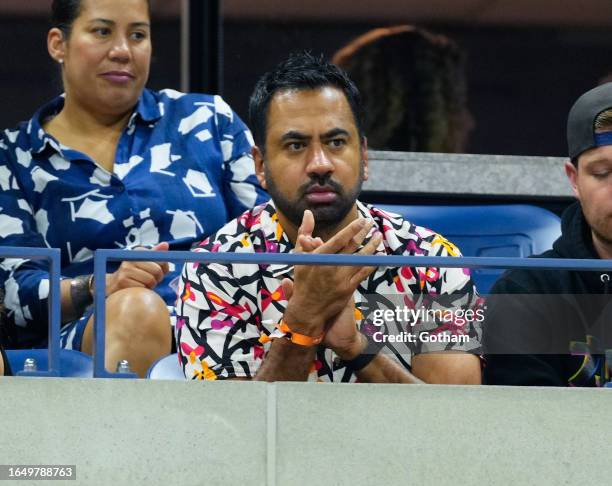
[53,0,151,117]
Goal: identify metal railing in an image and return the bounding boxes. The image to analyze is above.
[0,246,61,376]
[4,245,612,378]
[92,249,612,378]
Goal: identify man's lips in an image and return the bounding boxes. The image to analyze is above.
[100,71,135,84]
[304,186,337,204]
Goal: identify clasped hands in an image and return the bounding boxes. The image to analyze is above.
[282,210,382,360]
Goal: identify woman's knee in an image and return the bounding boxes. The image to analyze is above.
[106,288,170,339]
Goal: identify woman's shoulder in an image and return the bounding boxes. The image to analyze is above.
[149,88,224,109]
[148,89,238,123]
[2,95,65,155]
[1,123,35,164]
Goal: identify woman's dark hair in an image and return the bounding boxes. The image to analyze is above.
[333,25,471,153]
[249,51,364,153]
[51,0,80,36]
[51,0,151,37]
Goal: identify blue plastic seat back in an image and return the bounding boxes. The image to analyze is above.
[6,349,93,377]
[147,353,185,380]
[377,204,561,294]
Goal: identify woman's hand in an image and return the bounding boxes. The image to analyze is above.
[104,242,170,296]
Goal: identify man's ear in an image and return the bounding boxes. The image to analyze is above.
[361,136,369,181]
[252,146,266,189]
[47,28,66,64]
[564,160,580,200]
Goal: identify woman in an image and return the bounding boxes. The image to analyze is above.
[0,0,266,376]
[333,25,474,153]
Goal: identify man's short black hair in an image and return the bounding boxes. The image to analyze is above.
[248,51,364,152]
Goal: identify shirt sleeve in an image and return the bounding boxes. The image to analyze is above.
[0,143,53,342]
[412,233,484,355]
[175,247,264,380]
[213,95,268,219]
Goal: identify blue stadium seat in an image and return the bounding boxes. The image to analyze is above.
[6,349,93,377]
[147,353,184,380]
[377,204,562,294]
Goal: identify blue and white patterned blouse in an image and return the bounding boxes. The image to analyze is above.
[0,88,267,346]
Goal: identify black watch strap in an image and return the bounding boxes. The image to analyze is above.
[338,337,382,372]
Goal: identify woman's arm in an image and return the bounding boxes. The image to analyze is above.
[214,95,268,217]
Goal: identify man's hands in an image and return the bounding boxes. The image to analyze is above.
[103,242,171,296]
[322,298,367,360]
[282,210,381,347]
[257,211,426,384]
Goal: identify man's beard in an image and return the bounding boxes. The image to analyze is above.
[590,219,612,249]
[264,164,364,235]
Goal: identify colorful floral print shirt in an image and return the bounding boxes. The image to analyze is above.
[177,200,483,381]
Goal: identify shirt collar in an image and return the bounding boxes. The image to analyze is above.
[355,200,387,254]
[254,201,295,279]
[28,89,162,156]
[130,88,163,124]
[356,199,373,221]
[28,95,65,155]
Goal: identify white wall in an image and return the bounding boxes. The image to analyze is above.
[1,378,611,485]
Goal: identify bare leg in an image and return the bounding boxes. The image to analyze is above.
[81,288,172,378]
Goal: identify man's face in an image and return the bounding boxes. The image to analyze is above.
[255,86,368,233]
[567,144,612,249]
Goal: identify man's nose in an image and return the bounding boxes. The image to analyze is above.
[306,145,334,176]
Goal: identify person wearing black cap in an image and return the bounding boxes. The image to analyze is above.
[483,83,612,387]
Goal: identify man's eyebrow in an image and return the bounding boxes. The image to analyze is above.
[321,128,350,139]
[586,158,612,166]
[280,131,310,142]
[89,18,150,28]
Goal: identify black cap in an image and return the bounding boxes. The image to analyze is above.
[567,82,612,160]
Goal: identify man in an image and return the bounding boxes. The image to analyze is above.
[484,82,612,387]
[176,53,482,383]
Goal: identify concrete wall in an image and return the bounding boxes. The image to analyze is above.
[1,378,611,485]
[366,151,572,197]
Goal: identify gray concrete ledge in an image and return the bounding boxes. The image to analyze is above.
[365,150,573,197]
[1,378,611,485]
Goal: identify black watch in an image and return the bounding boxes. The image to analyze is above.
[337,336,382,372]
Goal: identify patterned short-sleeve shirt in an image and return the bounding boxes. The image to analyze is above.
[0,88,267,346]
[177,200,483,381]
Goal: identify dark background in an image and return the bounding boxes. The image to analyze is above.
[1,15,611,158]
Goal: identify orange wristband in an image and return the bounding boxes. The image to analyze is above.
[277,319,324,347]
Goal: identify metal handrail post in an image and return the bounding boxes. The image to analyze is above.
[0,246,61,377]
